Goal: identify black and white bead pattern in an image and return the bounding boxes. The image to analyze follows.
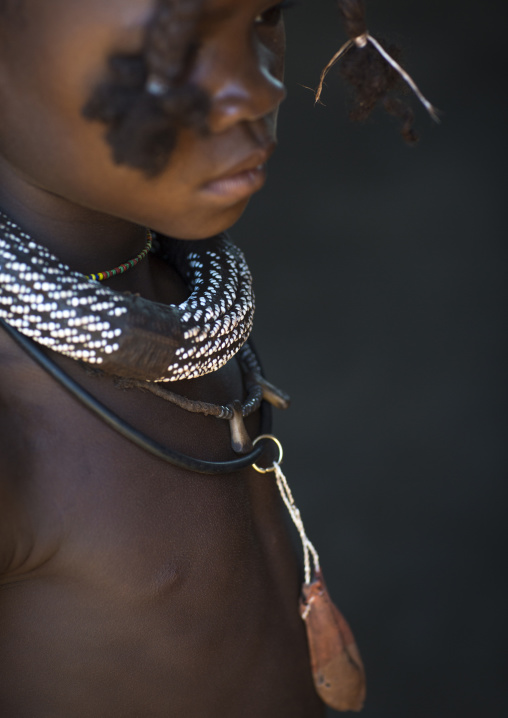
[0,212,255,382]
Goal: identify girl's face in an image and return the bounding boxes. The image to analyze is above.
[0,0,286,239]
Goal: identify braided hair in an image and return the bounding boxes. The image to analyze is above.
[317,0,434,143]
[83,0,210,177]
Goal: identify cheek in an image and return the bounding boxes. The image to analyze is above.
[0,31,104,184]
[0,0,151,190]
[0,80,106,200]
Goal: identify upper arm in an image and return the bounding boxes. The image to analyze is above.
[0,353,32,577]
[0,399,23,576]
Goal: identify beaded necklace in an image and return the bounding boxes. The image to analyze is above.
[87,229,153,281]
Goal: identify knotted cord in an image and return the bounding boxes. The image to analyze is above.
[253,435,320,586]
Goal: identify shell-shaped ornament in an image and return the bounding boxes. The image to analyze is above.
[300,569,366,712]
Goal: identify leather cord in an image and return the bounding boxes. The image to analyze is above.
[0,318,272,475]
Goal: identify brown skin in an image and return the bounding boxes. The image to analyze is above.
[0,0,324,715]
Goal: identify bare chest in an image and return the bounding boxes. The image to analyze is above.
[0,334,323,717]
[0,332,284,588]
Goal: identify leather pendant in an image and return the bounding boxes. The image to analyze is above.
[300,569,366,712]
[229,401,254,454]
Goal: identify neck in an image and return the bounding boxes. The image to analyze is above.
[0,160,158,296]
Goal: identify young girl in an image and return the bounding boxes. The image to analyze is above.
[0,0,331,715]
[4,0,436,709]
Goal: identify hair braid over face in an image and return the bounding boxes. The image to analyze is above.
[83,0,210,177]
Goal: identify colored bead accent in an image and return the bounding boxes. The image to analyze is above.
[87,229,153,281]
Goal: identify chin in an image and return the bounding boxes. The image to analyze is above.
[154,199,250,241]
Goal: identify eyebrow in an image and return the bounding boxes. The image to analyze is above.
[199,4,236,25]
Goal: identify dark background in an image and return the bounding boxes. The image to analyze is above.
[232,1,507,716]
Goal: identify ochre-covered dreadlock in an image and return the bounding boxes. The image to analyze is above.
[83,0,210,177]
[317,0,438,143]
[341,41,418,144]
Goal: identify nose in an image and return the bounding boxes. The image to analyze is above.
[199,39,286,134]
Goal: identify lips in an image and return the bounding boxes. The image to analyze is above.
[218,144,276,178]
[200,144,276,202]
